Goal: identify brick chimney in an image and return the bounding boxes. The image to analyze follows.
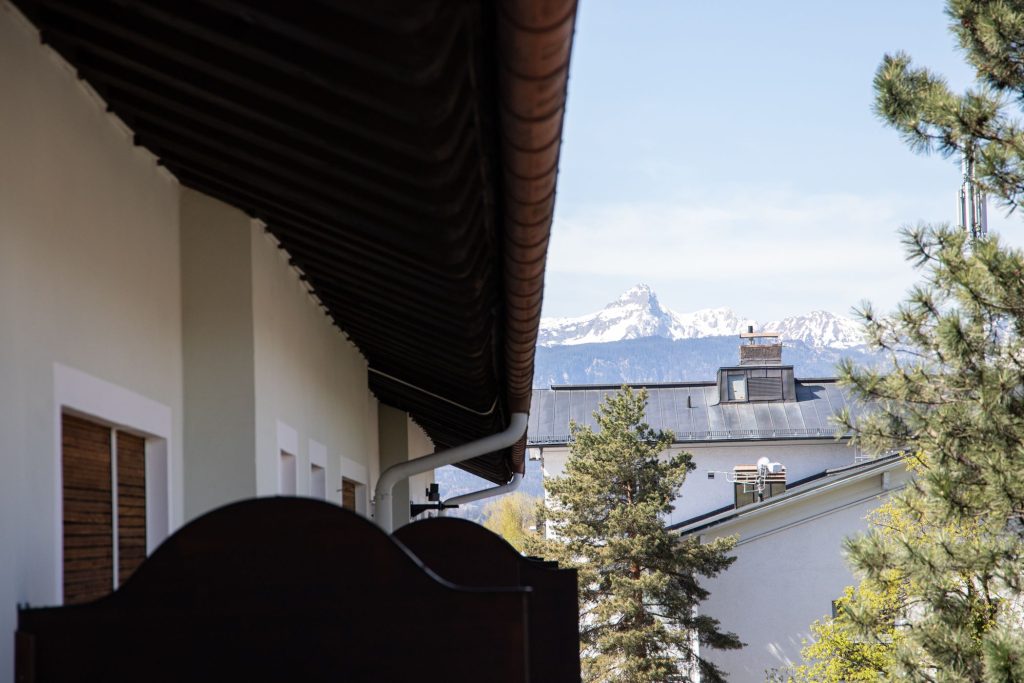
[739,326,782,365]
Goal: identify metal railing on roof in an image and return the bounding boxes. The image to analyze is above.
[528,426,847,446]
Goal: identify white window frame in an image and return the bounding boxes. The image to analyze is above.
[727,372,747,401]
[276,421,299,495]
[308,439,327,500]
[339,455,369,515]
[54,364,172,603]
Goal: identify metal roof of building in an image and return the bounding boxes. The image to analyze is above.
[527,378,865,446]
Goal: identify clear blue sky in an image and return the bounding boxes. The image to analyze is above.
[542,1,1024,321]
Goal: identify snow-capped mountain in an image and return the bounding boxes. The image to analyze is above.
[538,284,750,347]
[765,310,864,350]
[539,284,864,349]
[536,284,683,346]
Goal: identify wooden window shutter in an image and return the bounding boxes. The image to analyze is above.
[341,478,357,511]
[116,431,146,585]
[747,376,783,401]
[62,414,113,604]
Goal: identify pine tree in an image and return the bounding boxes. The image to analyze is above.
[531,386,741,683]
[836,225,1024,681]
[874,0,1024,208]
[824,2,1024,678]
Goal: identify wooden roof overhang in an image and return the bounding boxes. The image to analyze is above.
[14,0,577,483]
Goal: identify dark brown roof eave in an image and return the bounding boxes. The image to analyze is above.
[497,0,577,473]
[10,0,578,486]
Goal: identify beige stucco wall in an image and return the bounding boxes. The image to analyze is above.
[250,227,379,506]
[180,190,257,519]
[0,6,391,676]
[0,5,184,676]
[181,190,383,516]
[0,4,439,677]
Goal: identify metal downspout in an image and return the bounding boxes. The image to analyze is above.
[374,413,529,533]
[439,472,524,516]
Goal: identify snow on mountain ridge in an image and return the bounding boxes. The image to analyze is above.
[538,284,686,346]
[765,310,864,349]
[539,285,864,349]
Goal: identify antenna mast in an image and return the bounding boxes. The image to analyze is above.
[958,152,987,241]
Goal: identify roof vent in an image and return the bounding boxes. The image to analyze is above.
[739,329,782,365]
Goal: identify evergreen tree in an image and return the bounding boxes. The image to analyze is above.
[821,2,1024,678]
[874,0,1024,208]
[531,386,741,683]
[836,225,1024,682]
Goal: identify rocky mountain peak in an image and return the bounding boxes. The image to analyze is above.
[539,286,863,349]
[609,283,658,308]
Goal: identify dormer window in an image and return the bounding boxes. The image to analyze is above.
[726,373,746,401]
[717,329,796,403]
[719,366,793,402]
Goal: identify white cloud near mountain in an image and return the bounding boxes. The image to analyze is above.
[544,188,948,320]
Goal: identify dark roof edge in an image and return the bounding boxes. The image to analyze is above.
[668,453,904,533]
[549,381,717,391]
[671,503,734,530]
[499,0,578,474]
[529,433,851,447]
[544,377,843,392]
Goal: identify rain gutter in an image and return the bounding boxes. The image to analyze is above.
[374,413,529,532]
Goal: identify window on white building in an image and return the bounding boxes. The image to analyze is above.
[61,413,151,604]
[279,451,297,495]
[726,373,746,401]
[732,463,786,508]
[341,477,357,511]
[310,463,326,500]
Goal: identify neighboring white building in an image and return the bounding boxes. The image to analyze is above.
[676,455,908,682]
[0,1,577,678]
[529,337,869,527]
[529,335,905,681]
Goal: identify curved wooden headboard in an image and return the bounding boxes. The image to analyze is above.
[394,517,580,683]
[17,498,531,682]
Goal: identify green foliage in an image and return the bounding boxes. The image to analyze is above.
[833,225,1024,681]
[785,3,1024,678]
[874,1,1024,209]
[775,501,918,682]
[795,586,896,683]
[482,491,540,553]
[529,386,741,683]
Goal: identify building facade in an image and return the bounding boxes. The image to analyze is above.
[529,338,870,527]
[1,1,578,678]
[677,456,908,681]
[528,336,905,681]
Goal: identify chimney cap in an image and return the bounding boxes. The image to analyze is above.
[739,331,781,339]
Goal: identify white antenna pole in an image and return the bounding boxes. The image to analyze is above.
[959,151,988,241]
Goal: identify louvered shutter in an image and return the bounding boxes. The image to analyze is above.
[62,414,113,604]
[341,478,357,511]
[747,376,783,401]
[116,431,146,585]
